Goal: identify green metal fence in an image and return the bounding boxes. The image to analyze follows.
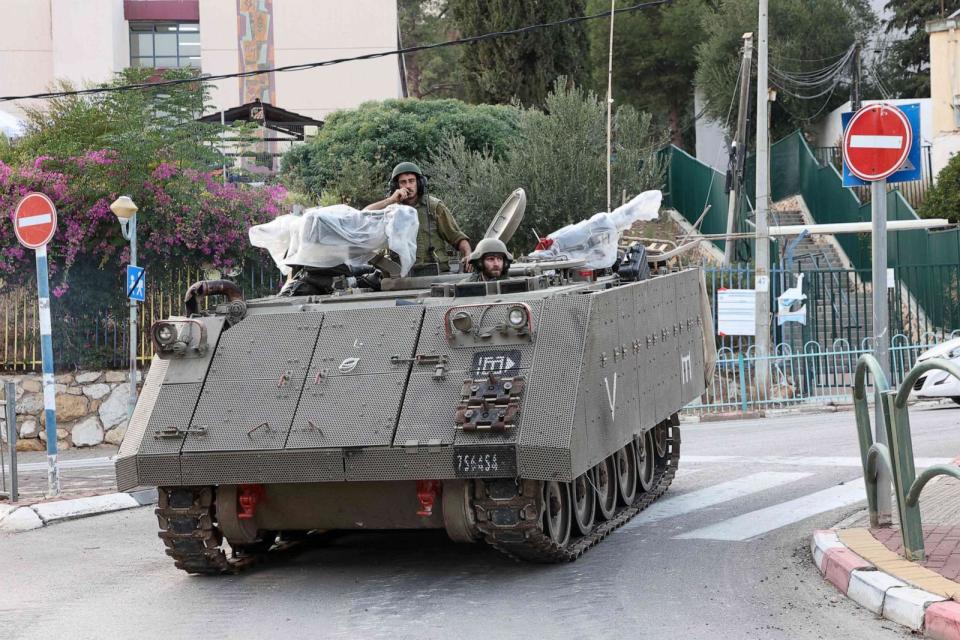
[667,132,960,332]
[687,332,960,416]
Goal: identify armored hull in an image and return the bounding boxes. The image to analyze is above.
[117,267,709,572]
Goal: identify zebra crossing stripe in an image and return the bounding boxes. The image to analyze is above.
[622,471,811,530]
[681,455,950,468]
[674,477,866,541]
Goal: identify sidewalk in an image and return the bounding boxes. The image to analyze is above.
[0,445,156,532]
[814,469,960,639]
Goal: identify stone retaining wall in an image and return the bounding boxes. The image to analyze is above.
[0,371,139,450]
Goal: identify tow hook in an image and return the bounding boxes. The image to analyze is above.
[237,484,265,520]
[416,480,442,517]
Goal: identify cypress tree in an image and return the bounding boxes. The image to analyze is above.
[449,0,590,106]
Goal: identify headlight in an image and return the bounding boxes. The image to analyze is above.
[153,322,177,346]
[949,347,960,359]
[507,306,527,329]
[451,311,474,333]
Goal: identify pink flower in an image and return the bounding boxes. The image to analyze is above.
[151,162,178,180]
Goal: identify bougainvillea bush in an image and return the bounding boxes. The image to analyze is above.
[0,154,285,293]
[0,68,285,292]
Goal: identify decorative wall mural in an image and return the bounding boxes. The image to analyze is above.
[236,0,276,105]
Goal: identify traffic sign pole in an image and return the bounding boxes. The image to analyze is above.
[871,178,892,524]
[128,213,138,419]
[13,192,60,497]
[34,244,60,497]
[841,103,914,525]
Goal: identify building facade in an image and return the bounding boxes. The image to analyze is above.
[0,0,402,126]
[926,11,960,178]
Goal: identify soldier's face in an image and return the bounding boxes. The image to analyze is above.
[397,173,418,203]
[482,254,505,278]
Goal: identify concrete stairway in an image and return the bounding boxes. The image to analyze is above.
[773,204,874,352]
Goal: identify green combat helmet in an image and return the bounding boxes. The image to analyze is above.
[391,161,424,180]
[468,237,514,272]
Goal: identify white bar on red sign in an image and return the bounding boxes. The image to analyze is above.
[18,213,53,228]
[849,135,903,149]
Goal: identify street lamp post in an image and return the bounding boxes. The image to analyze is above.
[110,196,139,419]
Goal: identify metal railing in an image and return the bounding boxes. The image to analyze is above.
[1,258,282,372]
[688,332,960,415]
[812,145,934,209]
[705,264,960,355]
[854,354,960,561]
[1,380,18,502]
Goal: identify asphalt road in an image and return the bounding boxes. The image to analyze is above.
[4,406,960,640]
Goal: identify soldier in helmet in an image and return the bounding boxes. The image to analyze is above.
[365,162,472,273]
[464,238,513,282]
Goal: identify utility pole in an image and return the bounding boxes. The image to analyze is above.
[724,32,754,265]
[754,0,771,391]
[850,43,862,112]
[605,0,616,213]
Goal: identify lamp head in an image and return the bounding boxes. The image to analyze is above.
[110,195,138,221]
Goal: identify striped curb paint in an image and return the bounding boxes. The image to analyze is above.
[812,529,960,639]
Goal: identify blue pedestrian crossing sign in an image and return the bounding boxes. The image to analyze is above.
[126,265,145,301]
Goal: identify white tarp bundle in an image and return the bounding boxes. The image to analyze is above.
[526,190,662,268]
[249,204,420,276]
[0,110,26,138]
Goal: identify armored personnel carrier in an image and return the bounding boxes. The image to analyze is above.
[115,190,713,573]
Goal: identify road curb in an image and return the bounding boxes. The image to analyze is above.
[0,489,157,533]
[812,528,958,638]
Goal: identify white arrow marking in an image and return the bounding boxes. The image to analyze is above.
[850,134,903,149]
[505,357,516,369]
[17,213,52,228]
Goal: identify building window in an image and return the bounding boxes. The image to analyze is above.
[129,22,200,69]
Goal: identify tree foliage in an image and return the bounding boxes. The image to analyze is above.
[448,0,590,106]
[585,0,710,149]
[425,80,663,252]
[879,0,960,98]
[2,68,252,185]
[279,98,519,205]
[920,153,960,223]
[696,0,875,140]
[398,0,465,100]
[0,69,285,289]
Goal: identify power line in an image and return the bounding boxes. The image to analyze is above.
[0,0,670,104]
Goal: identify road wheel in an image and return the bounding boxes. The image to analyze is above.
[594,457,618,520]
[542,481,571,547]
[572,472,595,536]
[636,430,656,492]
[616,442,638,504]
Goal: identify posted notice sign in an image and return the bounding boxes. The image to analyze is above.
[717,289,757,336]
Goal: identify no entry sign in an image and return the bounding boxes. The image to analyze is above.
[13,192,57,248]
[842,104,912,181]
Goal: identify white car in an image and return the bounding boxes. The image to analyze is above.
[912,337,960,404]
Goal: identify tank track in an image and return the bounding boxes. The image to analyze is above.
[473,423,680,563]
[155,424,679,572]
[156,486,304,575]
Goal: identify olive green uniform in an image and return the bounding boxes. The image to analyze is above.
[414,195,468,271]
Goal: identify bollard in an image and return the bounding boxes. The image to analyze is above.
[738,352,748,414]
[3,381,17,502]
[853,356,960,562]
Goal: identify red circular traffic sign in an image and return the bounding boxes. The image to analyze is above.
[13,192,57,249]
[842,104,912,181]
